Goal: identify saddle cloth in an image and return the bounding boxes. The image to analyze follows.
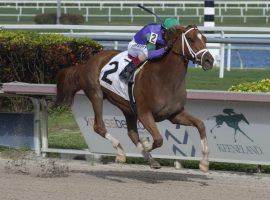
[99,51,132,101]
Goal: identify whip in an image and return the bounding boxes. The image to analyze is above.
[137,4,163,23]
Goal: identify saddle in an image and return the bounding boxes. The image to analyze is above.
[99,51,146,114]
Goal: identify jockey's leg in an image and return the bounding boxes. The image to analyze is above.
[131,53,147,68]
[119,45,147,83]
[169,110,209,172]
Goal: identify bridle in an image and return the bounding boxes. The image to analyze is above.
[181,27,209,65]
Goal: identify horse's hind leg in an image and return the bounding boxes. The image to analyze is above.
[124,113,160,169]
[104,133,126,163]
[169,110,209,172]
[83,85,107,135]
[83,82,126,163]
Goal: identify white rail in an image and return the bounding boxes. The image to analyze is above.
[0,1,269,5]
[0,1,270,23]
[1,0,270,9]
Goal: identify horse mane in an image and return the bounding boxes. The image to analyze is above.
[165,27,180,48]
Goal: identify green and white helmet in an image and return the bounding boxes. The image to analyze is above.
[161,18,180,30]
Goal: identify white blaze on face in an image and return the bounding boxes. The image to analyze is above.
[197,33,203,41]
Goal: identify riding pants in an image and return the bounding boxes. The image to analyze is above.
[127,39,148,63]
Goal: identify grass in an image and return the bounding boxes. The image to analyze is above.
[0,146,32,159]
[0,18,268,27]
[48,107,88,150]
[186,68,270,90]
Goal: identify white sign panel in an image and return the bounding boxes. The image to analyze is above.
[72,95,270,165]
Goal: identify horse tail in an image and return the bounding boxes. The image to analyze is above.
[55,65,82,106]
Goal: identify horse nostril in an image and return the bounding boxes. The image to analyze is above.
[205,57,214,66]
[202,57,214,70]
[205,53,214,65]
[204,59,210,65]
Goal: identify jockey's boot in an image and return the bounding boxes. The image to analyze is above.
[119,61,136,84]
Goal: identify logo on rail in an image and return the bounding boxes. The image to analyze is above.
[208,108,263,155]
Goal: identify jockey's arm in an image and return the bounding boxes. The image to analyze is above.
[146,34,167,60]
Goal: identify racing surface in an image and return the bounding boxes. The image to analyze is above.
[0,156,269,200]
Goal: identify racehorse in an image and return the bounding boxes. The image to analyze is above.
[56,25,214,172]
[210,109,253,143]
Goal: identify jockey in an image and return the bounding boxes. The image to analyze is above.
[119,17,180,83]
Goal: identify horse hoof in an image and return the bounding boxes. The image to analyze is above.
[199,160,209,173]
[115,155,126,163]
[149,159,161,169]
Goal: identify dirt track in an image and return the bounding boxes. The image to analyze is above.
[0,156,270,200]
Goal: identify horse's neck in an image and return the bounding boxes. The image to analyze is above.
[155,51,188,87]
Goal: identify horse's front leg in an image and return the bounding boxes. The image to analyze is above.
[169,110,209,172]
[124,112,160,169]
[135,110,165,169]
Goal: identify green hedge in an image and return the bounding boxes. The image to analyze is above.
[0,30,103,84]
[34,13,84,25]
[228,79,270,92]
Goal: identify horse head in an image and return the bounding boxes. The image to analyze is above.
[166,25,214,70]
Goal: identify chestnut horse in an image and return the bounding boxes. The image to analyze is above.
[56,25,214,172]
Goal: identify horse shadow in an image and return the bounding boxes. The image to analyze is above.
[208,108,253,143]
[72,168,210,185]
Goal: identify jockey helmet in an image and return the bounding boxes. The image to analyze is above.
[161,18,180,30]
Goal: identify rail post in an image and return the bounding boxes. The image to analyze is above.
[31,98,41,156]
[41,98,48,158]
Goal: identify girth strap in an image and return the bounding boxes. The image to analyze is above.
[128,72,137,115]
[127,60,148,115]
